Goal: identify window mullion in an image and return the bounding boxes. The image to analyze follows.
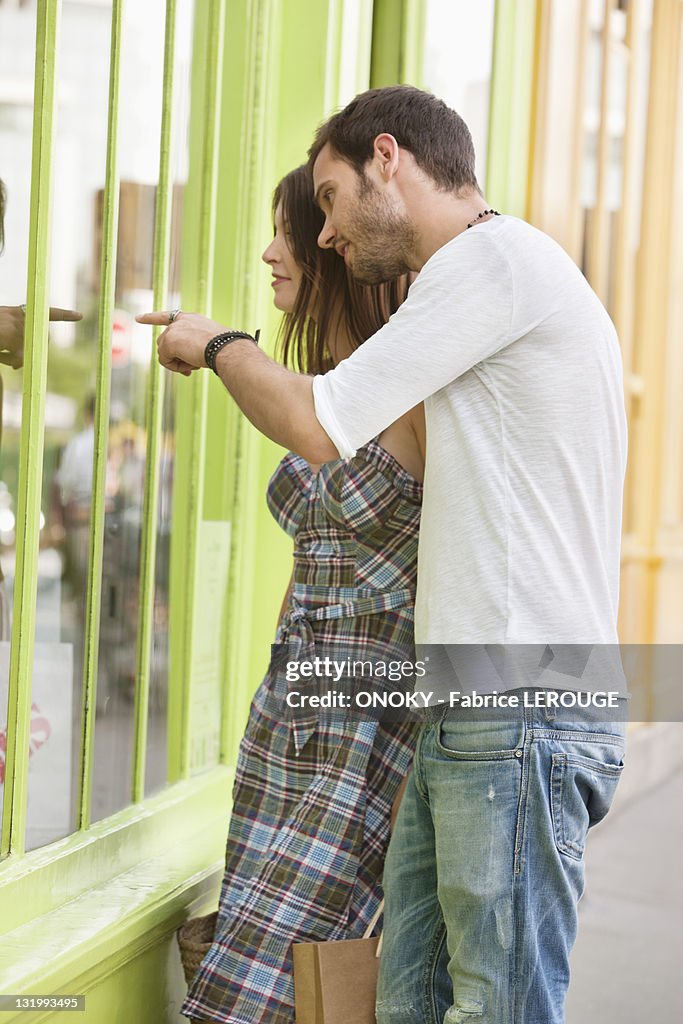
[168,0,225,780]
[1,0,61,861]
[76,0,124,831]
[131,0,179,804]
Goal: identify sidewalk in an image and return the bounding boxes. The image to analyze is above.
[566,761,683,1022]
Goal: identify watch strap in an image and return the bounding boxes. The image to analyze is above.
[204,329,260,374]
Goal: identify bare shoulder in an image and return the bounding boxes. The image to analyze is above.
[377,404,425,483]
[406,404,426,459]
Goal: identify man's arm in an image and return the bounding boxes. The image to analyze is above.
[214,338,338,461]
[135,311,338,462]
[139,229,516,459]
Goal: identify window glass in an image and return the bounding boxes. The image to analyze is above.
[0,0,193,847]
[145,0,194,798]
[0,0,112,852]
[0,0,39,852]
[91,0,192,821]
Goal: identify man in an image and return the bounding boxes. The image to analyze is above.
[139,86,627,1023]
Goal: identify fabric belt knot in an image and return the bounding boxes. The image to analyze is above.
[278,597,317,662]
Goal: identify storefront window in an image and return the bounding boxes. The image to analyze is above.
[92,0,193,811]
[0,0,193,850]
[0,0,90,852]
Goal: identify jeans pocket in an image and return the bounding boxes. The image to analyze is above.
[435,713,525,761]
[550,751,624,860]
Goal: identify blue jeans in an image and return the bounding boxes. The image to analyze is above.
[376,700,626,1024]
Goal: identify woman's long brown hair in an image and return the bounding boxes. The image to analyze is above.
[273,165,409,375]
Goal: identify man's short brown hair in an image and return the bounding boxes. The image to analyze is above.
[309,85,480,194]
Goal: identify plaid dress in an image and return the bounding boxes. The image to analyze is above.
[182,440,422,1024]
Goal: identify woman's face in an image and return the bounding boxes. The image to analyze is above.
[261,202,303,313]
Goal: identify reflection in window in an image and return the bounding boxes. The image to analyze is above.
[88,0,191,822]
[0,0,93,847]
[0,0,193,849]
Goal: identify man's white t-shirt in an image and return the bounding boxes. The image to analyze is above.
[312,216,627,647]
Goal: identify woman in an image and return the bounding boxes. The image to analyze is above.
[182,165,425,1024]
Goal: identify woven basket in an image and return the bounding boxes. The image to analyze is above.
[177,911,218,987]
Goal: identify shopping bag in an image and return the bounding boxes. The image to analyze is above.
[292,902,383,1024]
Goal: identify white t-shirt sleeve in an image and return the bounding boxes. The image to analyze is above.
[312,230,515,458]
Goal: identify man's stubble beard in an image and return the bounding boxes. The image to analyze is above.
[346,175,417,285]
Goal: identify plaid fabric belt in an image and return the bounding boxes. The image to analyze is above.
[279,589,414,650]
[275,590,415,754]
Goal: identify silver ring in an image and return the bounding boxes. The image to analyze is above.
[168,308,182,323]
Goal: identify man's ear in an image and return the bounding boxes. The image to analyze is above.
[372,134,401,180]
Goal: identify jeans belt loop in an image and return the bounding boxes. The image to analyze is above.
[545,693,557,722]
